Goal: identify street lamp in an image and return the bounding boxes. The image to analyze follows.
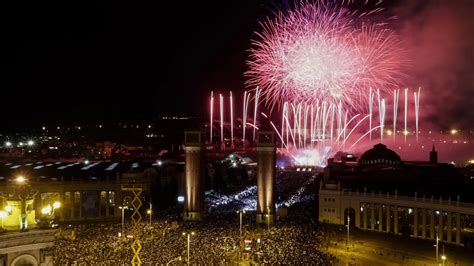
[237,210,245,238]
[182,231,195,266]
[0,211,7,228]
[147,202,152,225]
[16,176,26,184]
[346,216,350,246]
[119,206,129,236]
[441,255,446,266]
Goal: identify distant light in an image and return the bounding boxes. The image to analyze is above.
[157,160,162,166]
[4,206,13,213]
[99,125,102,128]
[0,211,7,218]
[16,176,26,183]
[118,232,122,237]
[403,130,409,136]
[257,238,261,243]
[177,196,185,202]
[42,126,46,130]
[408,208,412,214]
[450,129,458,135]
[84,160,90,165]
[5,141,12,147]
[436,210,440,215]
[27,140,34,146]
[147,209,152,214]
[232,162,237,167]
[41,205,52,215]
[441,255,446,260]
[18,142,24,146]
[386,129,393,136]
[53,202,61,209]
[148,125,151,128]
[468,160,474,164]
[347,154,353,158]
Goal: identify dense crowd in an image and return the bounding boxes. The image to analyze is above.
[51,171,332,265]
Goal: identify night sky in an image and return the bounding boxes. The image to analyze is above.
[0,0,472,130]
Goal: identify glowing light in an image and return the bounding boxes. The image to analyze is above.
[4,206,12,213]
[386,129,393,136]
[147,209,152,214]
[41,205,52,215]
[450,129,458,135]
[0,211,6,218]
[5,141,12,147]
[246,1,406,110]
[53,202,61,209]
[468,160,474,164]
[16,176,26,183]
[84,160,90,165]
[177,196,185,202]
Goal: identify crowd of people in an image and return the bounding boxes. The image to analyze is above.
[50,171,332,265]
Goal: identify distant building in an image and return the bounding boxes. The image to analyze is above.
[319,143,474,246]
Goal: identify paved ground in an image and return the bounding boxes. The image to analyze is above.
[323,224,474,266]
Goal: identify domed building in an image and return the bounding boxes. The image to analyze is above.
[359,143,401,166]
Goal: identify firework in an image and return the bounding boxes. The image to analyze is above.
[246,1,406,111]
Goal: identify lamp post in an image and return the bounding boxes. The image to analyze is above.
[346,216,350,246]
[119,206,128,236]
[182,232,195,266]
[237,210,245,238]
[147,202,152,225]
[435,225,439,263]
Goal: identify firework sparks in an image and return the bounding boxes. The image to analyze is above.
[246,1,406,111]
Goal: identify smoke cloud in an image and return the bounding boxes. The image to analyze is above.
[394,0,474,129]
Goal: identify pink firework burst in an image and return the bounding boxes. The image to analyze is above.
[245,1,407,111]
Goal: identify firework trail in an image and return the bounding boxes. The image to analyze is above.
[246,1,406,111]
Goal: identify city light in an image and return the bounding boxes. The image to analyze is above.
[27,140,34,146]
[16,175,26,183]
[450,129,458,135]
[53,202,61,209]
[41,205,52,215]
[386,129,393,136]
[5,141,12,147]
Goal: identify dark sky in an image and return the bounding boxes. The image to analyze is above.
[0,0,472,130]
[0,0,268,129]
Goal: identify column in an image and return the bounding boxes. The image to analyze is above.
[421,208,427,238]
[355,204,361,228]
[378,205,383,232]
[183,131,205,221]
[363,204,368,229]
[455,213,461,245]
[59,192,64,221]
[105,191,110,217]
[97,191,102,217]
[386,205,391,233]
[447,212,452,243]
[438,211,443,241]
[430,210,434,239]
[370,204,375,230]
[414,208,418,237]
[115,189,122,219]
[255,131,276,225]
[394,206,398,235]
[70,192,75,220]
